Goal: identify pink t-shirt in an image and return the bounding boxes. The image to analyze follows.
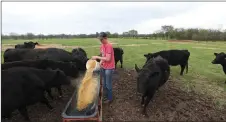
[100,43,115,69]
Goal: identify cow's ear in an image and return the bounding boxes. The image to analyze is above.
[144,54,148,58]
[135,64,140,72]
[214,53,218,56]
[224,54,226,59]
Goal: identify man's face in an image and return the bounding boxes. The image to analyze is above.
[99,37,106,44]
[99,37,104,42]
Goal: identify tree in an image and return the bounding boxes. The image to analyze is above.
[26,33,35,40]
[9,32,19,40]
[128,29,138,38]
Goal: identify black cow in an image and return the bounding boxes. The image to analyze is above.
[2,60,74,99]
[135,55,170,117]
[114,47,124,68]
[96,47,124,68]
[2,59,79,78]
[3,48,86,71]
[2,67,70,121]
[15,41,39,49]
[72,47,87,58]
[144,49,190,75]
[212,52,226,84]
[71,47,89,71]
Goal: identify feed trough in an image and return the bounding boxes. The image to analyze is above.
[62,60,102,122]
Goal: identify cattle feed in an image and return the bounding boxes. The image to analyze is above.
[76,59,100,111]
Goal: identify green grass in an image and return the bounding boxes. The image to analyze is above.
[2,38,226,108]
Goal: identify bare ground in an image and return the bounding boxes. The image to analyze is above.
[2,69,226,122]
[168,40,193,42]
[103,68,226,121]
[1,43,149,51]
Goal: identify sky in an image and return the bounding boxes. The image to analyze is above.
[2,2,226,35]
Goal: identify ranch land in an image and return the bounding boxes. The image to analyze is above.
[1,38,226,122]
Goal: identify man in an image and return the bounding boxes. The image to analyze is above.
[92,32,115,104]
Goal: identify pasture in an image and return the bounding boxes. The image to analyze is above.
[1,38,226,121]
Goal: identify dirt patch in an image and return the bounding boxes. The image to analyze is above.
[151,42,162,45]
[168,40,193,43]
[103,69,226,121]
[110,42,118,45]
[1,44,99,51]
[1,43,149,52]
[120,44,149,47]
[192,46,217,50]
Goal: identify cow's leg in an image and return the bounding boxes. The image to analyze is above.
[115,60,118,69]
[120,57,123,68]
[142,90,156,117]
[57,86,63,98]
[186,62,189,74]
[141,95,145,106]
[40,95,53,110]
[46,89,54,100]
[180,64,186,76]
[18,107,30,121]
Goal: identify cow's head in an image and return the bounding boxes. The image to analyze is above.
[24,41,36,49]
[34,42,39,45]
[212,52,226,64]
[144,53,155,63]
[53,69,71,86]
[66,62,79,78]
[134,63,160,94]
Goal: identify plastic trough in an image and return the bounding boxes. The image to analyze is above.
[61,71,101,119]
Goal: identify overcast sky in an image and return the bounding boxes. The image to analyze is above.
[2,2,226,35]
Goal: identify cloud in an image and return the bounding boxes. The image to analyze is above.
[2,2,226,35]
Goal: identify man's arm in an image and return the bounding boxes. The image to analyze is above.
[94,45,112,61]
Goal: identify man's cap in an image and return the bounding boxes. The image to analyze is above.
[98,32,108,39]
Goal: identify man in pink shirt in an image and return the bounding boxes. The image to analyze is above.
[92,32,115,104]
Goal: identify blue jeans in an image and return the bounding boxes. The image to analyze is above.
[101,68,114,101]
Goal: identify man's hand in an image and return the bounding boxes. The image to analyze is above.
[91,56,99,60]
[100,60,103,66]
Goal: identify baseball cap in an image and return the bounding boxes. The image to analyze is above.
[98,32,107,39]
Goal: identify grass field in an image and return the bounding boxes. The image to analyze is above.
[1,38,226,108]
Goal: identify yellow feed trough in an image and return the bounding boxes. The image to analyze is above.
[76,59,100,111]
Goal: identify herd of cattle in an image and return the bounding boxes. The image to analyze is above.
[1,41,124,121]
[1,41,225,120]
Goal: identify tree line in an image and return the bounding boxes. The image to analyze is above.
[2,25,226,41]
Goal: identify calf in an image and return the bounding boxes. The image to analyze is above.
[96,47,124,68]
[2,67,70,121]
[135,55,170,117]
[2,59,79,78]
[3,48,86,71]
[144,49,190,75]
[212,52,226,83]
